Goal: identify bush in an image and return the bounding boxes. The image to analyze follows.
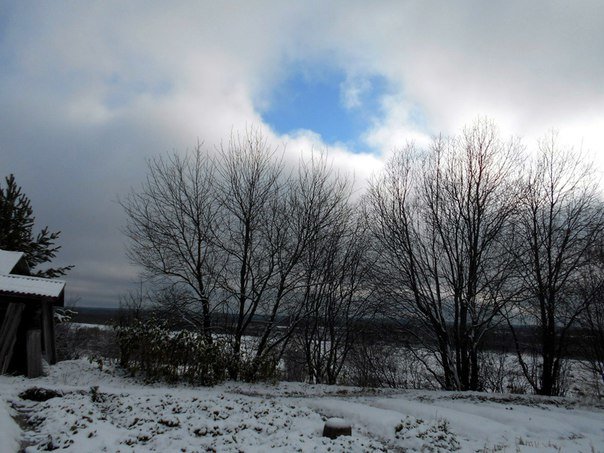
[238,353,280,383]
[116,319,229,385]
[55,323,118,361]
[347,341,436,389]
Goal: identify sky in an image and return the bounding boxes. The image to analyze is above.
[1,1,603,307]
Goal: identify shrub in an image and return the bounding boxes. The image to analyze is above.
[347,341,436,389]
[55,323,118,361]
[238,353,280,383]
[115,318,229,385]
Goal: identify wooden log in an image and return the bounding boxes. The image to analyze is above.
[0,303,25,374]
[26,329,43,378]
[41,301,57,364]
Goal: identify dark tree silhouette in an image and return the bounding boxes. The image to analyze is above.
[367,119,522,391]
[506,136,604,395]
[0,174,72,278]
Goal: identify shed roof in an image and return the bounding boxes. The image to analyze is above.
[0,250,27,274]
[0,274,65,299]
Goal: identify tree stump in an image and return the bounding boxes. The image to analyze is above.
[322,418,352,439]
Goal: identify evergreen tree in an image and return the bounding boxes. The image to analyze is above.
[0,174,73,278]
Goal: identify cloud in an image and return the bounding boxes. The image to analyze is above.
[1,0,603,306]
[340,76,371,110]
[278,129,383,188]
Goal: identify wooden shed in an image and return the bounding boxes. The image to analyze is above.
[0,249,65,377]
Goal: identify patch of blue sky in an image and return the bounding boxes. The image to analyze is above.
[261,66,390,152]
[103,74,172,110]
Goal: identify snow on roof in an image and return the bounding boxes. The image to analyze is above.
[0,274,65,298]
[0,250,25,274]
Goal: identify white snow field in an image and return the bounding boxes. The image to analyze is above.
[1,359,603,452]
[0,399,20,453]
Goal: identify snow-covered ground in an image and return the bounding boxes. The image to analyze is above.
[1,359,603,452]
[0,399,20,453]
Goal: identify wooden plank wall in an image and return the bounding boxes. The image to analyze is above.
[0,303,25,374]
[26,329,42,378]
[41,301,57,364]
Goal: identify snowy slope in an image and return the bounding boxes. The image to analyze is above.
[0,399,20,453]
[1,359,603,452]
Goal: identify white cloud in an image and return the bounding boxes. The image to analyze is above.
[279,129,384,189]
[340,76,371,110]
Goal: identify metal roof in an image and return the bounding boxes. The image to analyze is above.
[0,250,25,274]
[0,274,65,298]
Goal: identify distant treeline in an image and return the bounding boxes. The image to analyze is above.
[71,306,598,362]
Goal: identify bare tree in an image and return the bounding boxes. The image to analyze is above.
[122,130,367,381]
[121,147,222,341]
[576,238,604,395]
[214,137,367,380]
[300,216,371,384]
[117,280,149,328]
[506,134,604,395]
[291,156,372,384]
[367,119,521,390]
[212,130,288,378]
[249,153,353,377]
